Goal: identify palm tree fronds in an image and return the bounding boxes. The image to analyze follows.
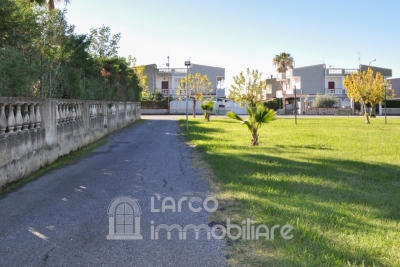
[226,111,244,122]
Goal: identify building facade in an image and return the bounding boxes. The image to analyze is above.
[388,78,400,99]
[271,64,392,114]
[143,63,225,99]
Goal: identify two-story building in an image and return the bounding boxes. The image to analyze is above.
[272,64,392,114]
[388,78,400,99]
[143,63,226,100]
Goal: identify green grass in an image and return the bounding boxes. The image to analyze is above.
[181,117,400,267]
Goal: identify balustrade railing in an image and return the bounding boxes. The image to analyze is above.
[0,99,43,139]
[108,103,116,115]
[1,98,139,140]
[57,101,83,126]
[89,102,103,119]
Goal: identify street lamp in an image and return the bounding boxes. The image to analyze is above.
[369,59,376,67]
[384,81,387,124]
[167,56,170,114]
[184,60,191,130]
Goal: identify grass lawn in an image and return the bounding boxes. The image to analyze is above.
[181,116,400,267]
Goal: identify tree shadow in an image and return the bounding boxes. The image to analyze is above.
[186,122,400,266]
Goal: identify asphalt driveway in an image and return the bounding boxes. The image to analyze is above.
[0,117,226,267]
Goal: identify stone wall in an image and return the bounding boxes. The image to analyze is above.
[305,108,353,115]
[0,98,141,189]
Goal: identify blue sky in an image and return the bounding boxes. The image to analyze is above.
[62,0,400,87]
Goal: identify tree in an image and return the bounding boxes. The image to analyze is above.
[201,101,214,121]
[229,68,266,108]
[227,103,276,146]
[127,55,149,99]
[177,73,213,118]
[344,68,393,123]
[88,25,121,59]
[29,0,70,11]
[314,94,337,108]
[272,52,294,111]
[273,52,294,73]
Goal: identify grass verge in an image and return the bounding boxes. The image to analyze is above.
[181,116,400,267]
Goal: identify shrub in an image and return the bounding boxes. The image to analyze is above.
[314,94,337,108]
[263,98,282,111]
[201,101,215,121]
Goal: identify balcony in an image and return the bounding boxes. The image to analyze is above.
[326,69,343,76]
[157,68,187,76]
[326,68,358,76]
[326,89,346,95]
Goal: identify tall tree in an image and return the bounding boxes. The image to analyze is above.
[88,25,121,59]
[227,103,276,146]
[272,52,295,73]
[29,0,70,11]
[1,0,39,47]
[272,52,294,112]
[344,68,393,123]
[229,68,266,108]
[127,55,149,98]
[177,73,213,118]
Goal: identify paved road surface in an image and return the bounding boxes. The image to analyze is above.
[0,117,227,267]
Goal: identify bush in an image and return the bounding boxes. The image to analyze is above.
[314,94,337,108]
[155,91,164,101]
[263,98,282,111]
[201,101,215,121]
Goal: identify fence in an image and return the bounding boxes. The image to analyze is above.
[0,97,140,189]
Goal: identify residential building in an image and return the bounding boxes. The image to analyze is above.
[388,78,400,99]
[265,76,281,99]
[143,63,225,99]
[272,64,392,114]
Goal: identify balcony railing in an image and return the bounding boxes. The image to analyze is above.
[344,69,358,75]
[326,68,358,76]
[173,68,187,74]
[326,89,346,95]
[158,68,171,73]
[157,68,187,75]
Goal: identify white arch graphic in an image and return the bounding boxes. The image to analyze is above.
[107,196,143,240]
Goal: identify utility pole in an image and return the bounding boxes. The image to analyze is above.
[184,60,191,130]
[167,56,170,114]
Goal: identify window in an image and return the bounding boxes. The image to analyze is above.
[162,81,168,89]
[328,81,335,89]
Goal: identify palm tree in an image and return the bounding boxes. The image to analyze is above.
[272,52,294,113]
[272,52,294,73]
[227,104,276,146]
[201,101,214,121]
[29,0,70,11]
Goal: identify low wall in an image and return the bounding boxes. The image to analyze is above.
[0,98,141,189]
[385,108,400,115]
[305,108,353,115]
[141,109,168,115]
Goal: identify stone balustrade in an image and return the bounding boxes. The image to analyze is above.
[0,98,43,139]
[57,100,83,126]
[0,97,141,189]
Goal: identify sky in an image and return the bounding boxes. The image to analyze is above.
[61,0,400,88]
